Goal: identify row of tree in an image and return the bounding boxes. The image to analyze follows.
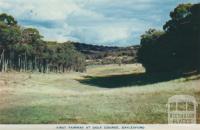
[138,3,200,73]
[0,13,86,73]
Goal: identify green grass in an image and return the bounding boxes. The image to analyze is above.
[0,64,199,124]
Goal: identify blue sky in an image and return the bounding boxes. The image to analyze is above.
[0,0,199,46]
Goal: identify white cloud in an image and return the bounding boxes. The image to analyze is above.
[0,0,82,21]
[0,0,198,46]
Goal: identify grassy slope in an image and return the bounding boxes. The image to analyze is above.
[0,64,200,124]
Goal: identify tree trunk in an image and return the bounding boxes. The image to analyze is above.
[0,50,5,72]
[198,30,200,72]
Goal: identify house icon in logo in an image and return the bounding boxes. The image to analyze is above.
[167,95,198,124]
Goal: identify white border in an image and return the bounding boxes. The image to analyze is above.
[0,124,200,130]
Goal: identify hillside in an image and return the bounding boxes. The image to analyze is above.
[71,42,140,65]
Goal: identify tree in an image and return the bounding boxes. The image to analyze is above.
[0,13,86,73]
[21,28,42,44]
[137,29,166,72]
[163,4,193,32]
[138,3,200,73]
[0,13,17,26]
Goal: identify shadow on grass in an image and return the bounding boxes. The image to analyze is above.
[77,71,199,88]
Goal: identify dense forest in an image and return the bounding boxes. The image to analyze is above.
[0,13,86,73]
[138,3,200,73]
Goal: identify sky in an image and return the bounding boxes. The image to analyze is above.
[0,0,199,46]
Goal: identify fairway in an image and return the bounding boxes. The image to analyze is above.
[0,64,200,124]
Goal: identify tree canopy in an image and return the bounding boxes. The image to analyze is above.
[138,3,200,73]
[0,13,86,73]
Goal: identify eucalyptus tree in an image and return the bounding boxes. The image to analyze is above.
[138,3,200,73]
[0,13,86,73]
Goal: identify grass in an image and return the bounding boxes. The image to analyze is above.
[0,64,200,124]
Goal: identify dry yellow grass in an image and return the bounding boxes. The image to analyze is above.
[0,64,199,124]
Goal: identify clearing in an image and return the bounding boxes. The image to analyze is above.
[0,64,200,124]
